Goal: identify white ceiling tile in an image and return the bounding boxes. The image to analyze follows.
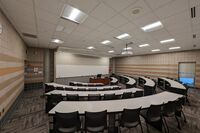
[106,14,129,28]
[68,0,100,14]
[90,3,116,22]
[154,0,189,19]
[58,19,78,34]
[144,0,173,10]
[121,0,152,21]
[103,0,137,12]
[117,22,138,33]
[36,8,59,25]
[96,23,114,33]
[82,16,102,30]
[34,0,64,16]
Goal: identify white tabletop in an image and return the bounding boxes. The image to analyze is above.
[120,75,136,85]
[70,81,104,86]
[45,88,142,97]
[140,76,155,87]
[159,77,186,90]
[110,77,118,83]
[46,83,121,90]
[49,91,183,114]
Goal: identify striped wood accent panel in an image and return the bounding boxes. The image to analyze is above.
[0,54,24,120]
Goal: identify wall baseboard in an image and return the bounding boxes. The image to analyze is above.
[0,87,24,128]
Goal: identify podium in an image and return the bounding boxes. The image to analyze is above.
[89,77,110,85]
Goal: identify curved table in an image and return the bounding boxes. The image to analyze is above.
[45,83,121,91]
[110,77,118,85]
[49,91,183,114]
[158,77,187,95]
[45,88,142,97]
[139,76,155,87]
[69,81,104,86]
[119,75,136,88]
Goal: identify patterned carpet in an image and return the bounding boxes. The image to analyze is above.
[0,87,200,133]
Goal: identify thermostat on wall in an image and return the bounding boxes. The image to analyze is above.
[0,24,2,34]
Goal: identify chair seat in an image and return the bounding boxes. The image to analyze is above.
[140,110,161,122]
[122,121,139,128]
[86,126,105,132]
[58,127,78,133]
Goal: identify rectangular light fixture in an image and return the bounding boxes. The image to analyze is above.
[160,38,175,44]
[87,46,95,50]
[123,47,132,50]
[151,49,160,52]
[141,21,163,32]
[101,40,111,45]
[51,39,64,44]
[169,46,181,50]
[108,50,114,53]
[116,33,131,40]
[139,44,150,47]
[61,5,88,24]
[121,51,133,55]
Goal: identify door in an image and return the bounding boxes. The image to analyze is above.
[178,62,196,87]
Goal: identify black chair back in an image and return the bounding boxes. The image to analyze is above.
[103,93,116,100]
[163,101,176,116]
[67,94,79,101]
[147,104,162,122]
[89,88,97,91]
[45,85,55,93]
[88,94,101,101]
[77,88,86,91]
[134,91,143,97]
[56,87,65,90]
[122,92,132,99]
[54,111,81,133]
[85,110,107,132]
[120,107,141,128]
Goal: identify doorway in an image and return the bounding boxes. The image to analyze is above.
[178,62,196,87]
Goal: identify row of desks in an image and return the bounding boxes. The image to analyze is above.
[46,88,142,97]
[49,91,183,114]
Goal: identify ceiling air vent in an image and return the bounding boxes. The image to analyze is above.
[22,33,37,38]
[191,7,196,18]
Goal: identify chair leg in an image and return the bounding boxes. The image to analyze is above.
[175,116,181,130]
[181,111,187,123]
[163,117,169,133]
[140,122,144,133]
[145,121,150,133]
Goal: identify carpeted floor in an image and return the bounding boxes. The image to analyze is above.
[0,87,200,133]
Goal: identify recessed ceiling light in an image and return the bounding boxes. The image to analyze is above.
[116,33,131,40]
[123,47,132,50]
[139,44,150,47]
[51,39,64,44]
[56,25,64,31]
[101,40,111,45]
[141,21,163,32]
[121,51,133,55]
[151,49,160,52]
[160,38,175,44]
[87,46,95,50]
[61,5,88,24]
[169,46,181,50]
[108,50,114,53]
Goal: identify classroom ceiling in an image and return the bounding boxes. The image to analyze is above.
[0,0,200,57]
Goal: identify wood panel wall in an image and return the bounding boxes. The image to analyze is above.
[0,10,26,120]
[114,50,200,88]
